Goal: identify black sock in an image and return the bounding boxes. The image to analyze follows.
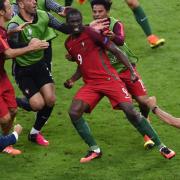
[34,106,54,131]
[16,97,32,111]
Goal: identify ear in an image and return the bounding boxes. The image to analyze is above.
[18,1,24,9]
[0,9,5,16]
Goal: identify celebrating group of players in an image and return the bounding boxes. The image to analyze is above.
[0,0,179,162]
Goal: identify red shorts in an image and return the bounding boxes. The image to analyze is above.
[74,79,132,112]
[119,67,147,97]
[0,74,17,118]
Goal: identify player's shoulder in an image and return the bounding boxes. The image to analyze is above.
[84,26,101,40]
[64,35,73,48]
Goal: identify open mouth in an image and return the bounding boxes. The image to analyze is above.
[74,27,79,31]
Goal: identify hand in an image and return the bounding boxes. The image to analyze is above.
[28,38,49,51]
[145,96,157,110]
[58,6,73,17]
[13,124,23,135]
[17,22,32,30]
[90,18,109,31]
[7,22,32,35]
[65,53,75,61]
[64,79,74,89]
[103,30,115,40]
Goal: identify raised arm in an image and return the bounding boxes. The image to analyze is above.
[47,13,70,34]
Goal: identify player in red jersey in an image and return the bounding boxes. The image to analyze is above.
[64,9,175,163]
[0,0,49,155]
[66,0,154,149]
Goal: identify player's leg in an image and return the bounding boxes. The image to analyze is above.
[0,77,22,155]
[0,107,21,155]
[134,95,154,149]
[32,83,55,132]
[119,68,149,118]
[16,96,32,111]
[69,99,101,163]
[28,92,50,146]
[28,62,55,146]
[2,79,18,135]
[13,62,33,111]
[146,96,180,128]
[119,68,153,148]
[118,102,175,159]
[125,0,165,48]
[69,85,103,162]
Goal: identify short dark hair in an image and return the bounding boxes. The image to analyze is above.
[0,0,6,11]
[66,8,82,22]
[90,0,112,11]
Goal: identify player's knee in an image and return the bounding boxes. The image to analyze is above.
[45,95,56,107]
[126,0,139,9]
[0,113,11,124]
[30,99,45,111]
[121,103,140,120]
[68,108,81,121]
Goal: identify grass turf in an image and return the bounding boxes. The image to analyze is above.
[2,0,180,179]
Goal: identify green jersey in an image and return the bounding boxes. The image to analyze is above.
[108,17,138,73]
[12,0,57,41]
[9,10,50,66]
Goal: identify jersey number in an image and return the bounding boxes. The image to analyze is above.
[77,54,83,65]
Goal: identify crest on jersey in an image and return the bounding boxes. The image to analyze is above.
[27,28,32,40]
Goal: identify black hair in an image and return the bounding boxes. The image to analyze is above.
[0,0,6,11]
[66,8,82,22]
[90,0,112,11]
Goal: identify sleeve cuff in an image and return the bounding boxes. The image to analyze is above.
[12,131,19,141]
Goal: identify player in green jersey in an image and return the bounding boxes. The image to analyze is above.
[8,0,70,146]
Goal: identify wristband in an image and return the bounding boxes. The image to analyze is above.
[152,106,158,114]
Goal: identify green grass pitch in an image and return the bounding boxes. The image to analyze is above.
[2,0,180,179]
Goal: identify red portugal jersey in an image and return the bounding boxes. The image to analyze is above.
[65,26,120,84]
[0,26,9,76]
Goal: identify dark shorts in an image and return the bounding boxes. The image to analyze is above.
[14,60,54,98]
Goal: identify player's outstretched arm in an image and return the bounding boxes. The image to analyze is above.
[47,13,70,34]
[146,96,180,128]
[5,38,49,59]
